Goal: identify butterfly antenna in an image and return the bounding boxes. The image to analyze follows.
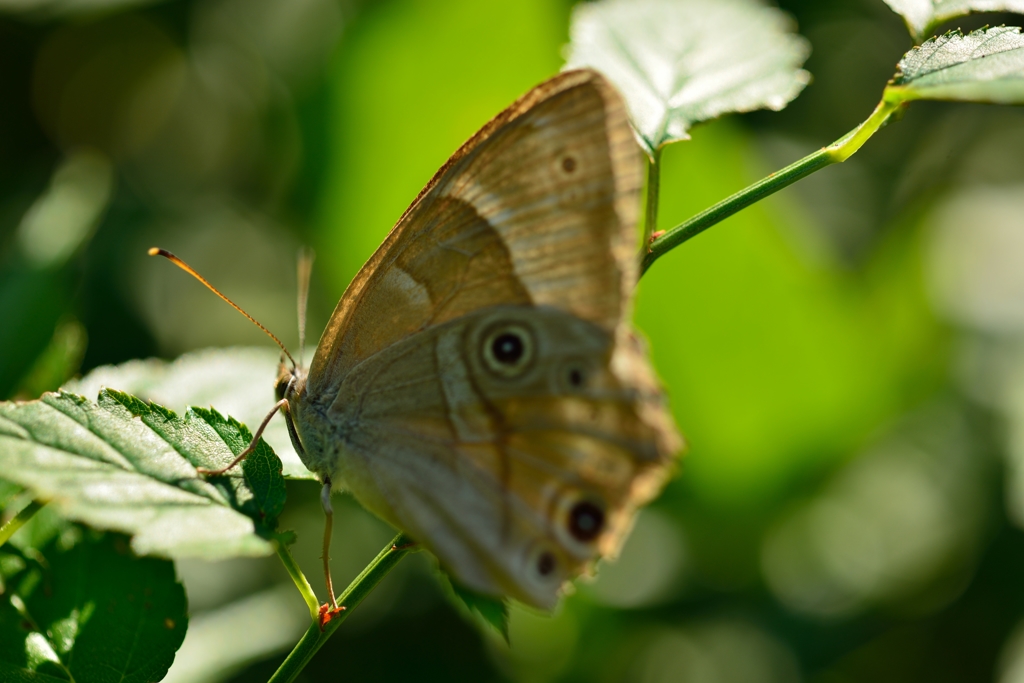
[148,248,297,368]
[296,247,315,369]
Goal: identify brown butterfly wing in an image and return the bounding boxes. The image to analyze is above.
[327,307,678,607]
[306,69,641,399]
[298,69,682,607]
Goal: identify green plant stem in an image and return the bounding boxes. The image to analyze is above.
[640,97,902,276]
[642,147,662,247]
[0,500,44,547]
[268,533,417,683]
[275,535,320,620]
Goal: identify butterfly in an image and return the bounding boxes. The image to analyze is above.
[155,68,682,611]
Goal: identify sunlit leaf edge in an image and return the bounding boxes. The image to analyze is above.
[883,0,1024,41]
[0,389,285,561]
[563,0,811,153]
[888,25,1024,104]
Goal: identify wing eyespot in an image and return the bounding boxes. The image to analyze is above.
[568,501,605,542]
[481,323,536,378]
[525,542,563,586]
[557,358,597,393]
[537,551,557,576]
[493,333,524,364]
[561,155,577,173]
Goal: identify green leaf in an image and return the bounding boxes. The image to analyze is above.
[161,584,309,683]
[3,530,187,683]
[191,406,286,526]
[563,0,810,154]
[0,389,286,560]
[888,26,1024,104]
[65,347,315,480]
[882,0,1024,41]
[438,572,510,641]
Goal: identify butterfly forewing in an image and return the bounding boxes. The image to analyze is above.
[307,70,640,396]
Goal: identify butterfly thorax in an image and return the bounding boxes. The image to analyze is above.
[277,359,359,489]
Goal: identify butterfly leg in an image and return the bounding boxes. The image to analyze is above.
[320,479,339,609]
[197,398,288,476]
[317,478,346,630]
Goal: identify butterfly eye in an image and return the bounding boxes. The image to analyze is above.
[567,367,584,388]
[481,324,535,378]
[274,366,292,401]
[568,501,605,542]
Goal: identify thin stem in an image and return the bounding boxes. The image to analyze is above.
[642,147,662,247]
[268,532,417,683]
[0,500,44,548]
[640,97,902,276]
[276,535,320,620]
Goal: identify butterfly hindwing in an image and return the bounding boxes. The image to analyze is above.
[329,306,675,607]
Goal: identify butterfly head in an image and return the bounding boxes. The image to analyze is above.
[274,355,305,403]
[275,356,312,453]
[276,356,327,479]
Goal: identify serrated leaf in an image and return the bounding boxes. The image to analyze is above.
[437,571,509,641]
[4,530,187,683]
[0,388,286,560]
[883,0,1024,41]
[888,26,1024,104]
[64,347,315,480]
[564,0,810,154]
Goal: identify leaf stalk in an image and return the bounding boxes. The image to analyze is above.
[0,500,44,548]
[640,97,902,276]
[642,147,663,248]
[275,535,321,620]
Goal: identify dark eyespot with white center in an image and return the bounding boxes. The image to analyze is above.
[568,501,605,542]
[481,323,535,378]
[493,333,523,363]
[561,156,577,173]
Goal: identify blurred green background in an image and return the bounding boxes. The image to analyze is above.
[4,0,1024,681]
